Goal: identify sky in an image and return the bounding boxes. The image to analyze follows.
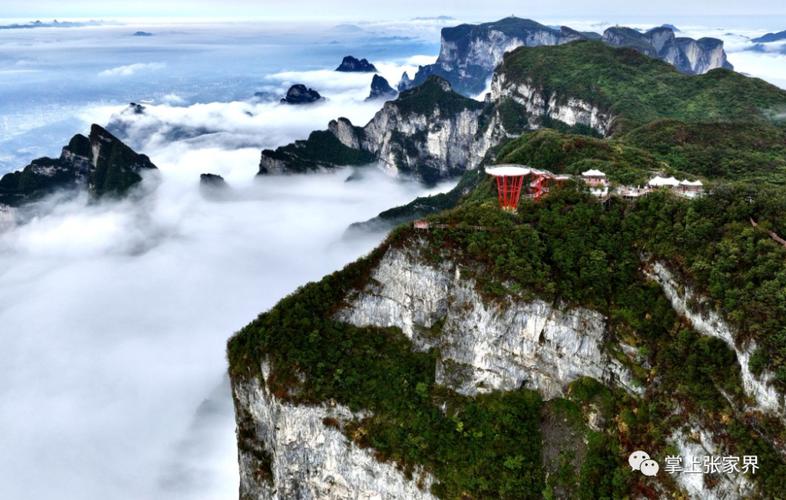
[4,0,786,21]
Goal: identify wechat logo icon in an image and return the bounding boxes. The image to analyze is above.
[629,450,660,477]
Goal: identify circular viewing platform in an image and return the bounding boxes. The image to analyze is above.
[484,164,536,177]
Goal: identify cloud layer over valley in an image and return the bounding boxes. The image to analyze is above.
[0,23,447,500]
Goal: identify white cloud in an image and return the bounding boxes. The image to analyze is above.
[99,62,166,77]
[0,46,455,500]
[91,55,432,166]
[160,92,186,105]
[0,159,454,500]
[728,50,786,88]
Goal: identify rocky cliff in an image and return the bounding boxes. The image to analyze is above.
[366,74,397,101]
[230,232,783,499]
[408,17,734,96]
[233,362,437,500]
[410,17,585,95]
[489,71,612,136]
[260,40,785,183]
[335,244,639,399]
[0,124,157,207]
[602,26,733,75]
[230,180,786,498]
[260,76,497,182]
[230,239,640,499]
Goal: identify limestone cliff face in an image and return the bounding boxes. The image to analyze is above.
[409,17,733,96]
[672,37,732,75]
[670,426,755,499]
[231,240,784,499]
[335,244,639,399]
[646,261,784,415]
[352,103,488,179]
[602,27,733,75]
[231,241,639,499]
[233,362,436,500]
[489,71,613,136]
[411,18,584,96]
[318,77,493,181]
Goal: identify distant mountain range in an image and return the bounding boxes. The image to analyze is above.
[402,17,733,95]
[0,19,106,30]
[752,29,786,43]
[260,39,782,183]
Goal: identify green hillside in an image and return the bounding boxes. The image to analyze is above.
[495,129,661,185]
[497,40,786,134]
[229,176,786,498]
[622,119,786,183]
[229,39,786,499]
[494,121,786,186]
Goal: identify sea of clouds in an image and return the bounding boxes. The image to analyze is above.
[0,21,449,500]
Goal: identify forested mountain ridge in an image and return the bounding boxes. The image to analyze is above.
[259,41,786,183]
[229,173,786,498]
[406,17,732,95]
[228,29,786,500]
[493,40,786,135]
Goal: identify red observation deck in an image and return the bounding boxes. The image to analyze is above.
[485,165,534,212]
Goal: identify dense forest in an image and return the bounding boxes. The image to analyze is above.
[497,40,786,134]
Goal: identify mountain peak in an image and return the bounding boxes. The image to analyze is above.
[410,17,732,95]
[0,124,157,207]
[335,55,377,72]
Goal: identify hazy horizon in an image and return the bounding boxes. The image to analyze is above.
[7,2,786,17]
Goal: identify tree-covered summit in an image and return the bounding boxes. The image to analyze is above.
[497,40,786,134]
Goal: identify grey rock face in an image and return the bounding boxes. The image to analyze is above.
[603,26,733,75]
[669,426,755,499]
[336,244,640,399]
[646,261,783,415]
[407,17,733,96]
[231,244,786,499]
[231,241,641,499]
[327,117,362,150]
[265,77,492,182]
[490,71,612,136]
[335,55,377,72]
[357,101,488,181]
[409,17,584,95]
[281,84,323,104]
[366,74,398,101]
[233,364,436,500]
